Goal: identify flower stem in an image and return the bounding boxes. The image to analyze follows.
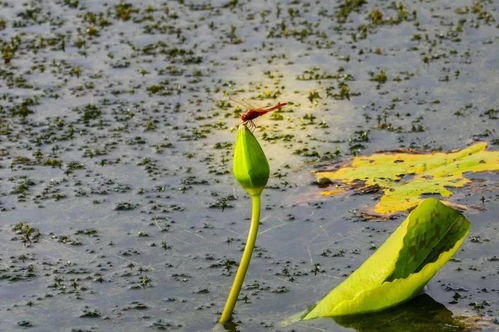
[219,194,261,324]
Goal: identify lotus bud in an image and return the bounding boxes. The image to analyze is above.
[233,124,269,196]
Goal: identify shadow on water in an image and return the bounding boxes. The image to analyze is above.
[214,294,488,332]
[333,294,475,332]
[213,322,239,332]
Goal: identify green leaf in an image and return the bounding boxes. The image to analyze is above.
[386,201,469,281]
[233,124,269,196]
[316,142,499,216]
[301,198,470,319]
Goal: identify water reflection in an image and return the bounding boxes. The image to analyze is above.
[333,294,472,331]
[213,321,239,332]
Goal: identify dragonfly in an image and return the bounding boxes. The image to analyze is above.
[228,96,287,130]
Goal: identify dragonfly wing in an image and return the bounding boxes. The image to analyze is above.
[241,98,258,109]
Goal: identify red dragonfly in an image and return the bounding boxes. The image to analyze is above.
[229,97,287,130]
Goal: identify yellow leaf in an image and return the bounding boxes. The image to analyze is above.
[316,142,499,216]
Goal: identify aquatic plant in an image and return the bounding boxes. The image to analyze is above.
[317,142,499,216]
[293,198,470,320]
[219,124,269,323]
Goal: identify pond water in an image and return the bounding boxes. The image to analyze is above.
[0,0,497,331]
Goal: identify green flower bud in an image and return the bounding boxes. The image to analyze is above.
[233,124,270,196]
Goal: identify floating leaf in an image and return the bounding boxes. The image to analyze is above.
[316,142,499,216]
[300,198,470,319]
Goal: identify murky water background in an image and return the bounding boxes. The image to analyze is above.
[0,0,498,331]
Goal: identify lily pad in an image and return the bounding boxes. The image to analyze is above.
[316,142,499,216]
[300,198,470,319]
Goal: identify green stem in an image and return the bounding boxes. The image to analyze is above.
[219,194,261,324]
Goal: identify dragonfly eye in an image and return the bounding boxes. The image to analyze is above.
[241,114,247,121]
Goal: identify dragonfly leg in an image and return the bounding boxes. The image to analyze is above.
[241,120,257,131]
[248,120,257,132]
